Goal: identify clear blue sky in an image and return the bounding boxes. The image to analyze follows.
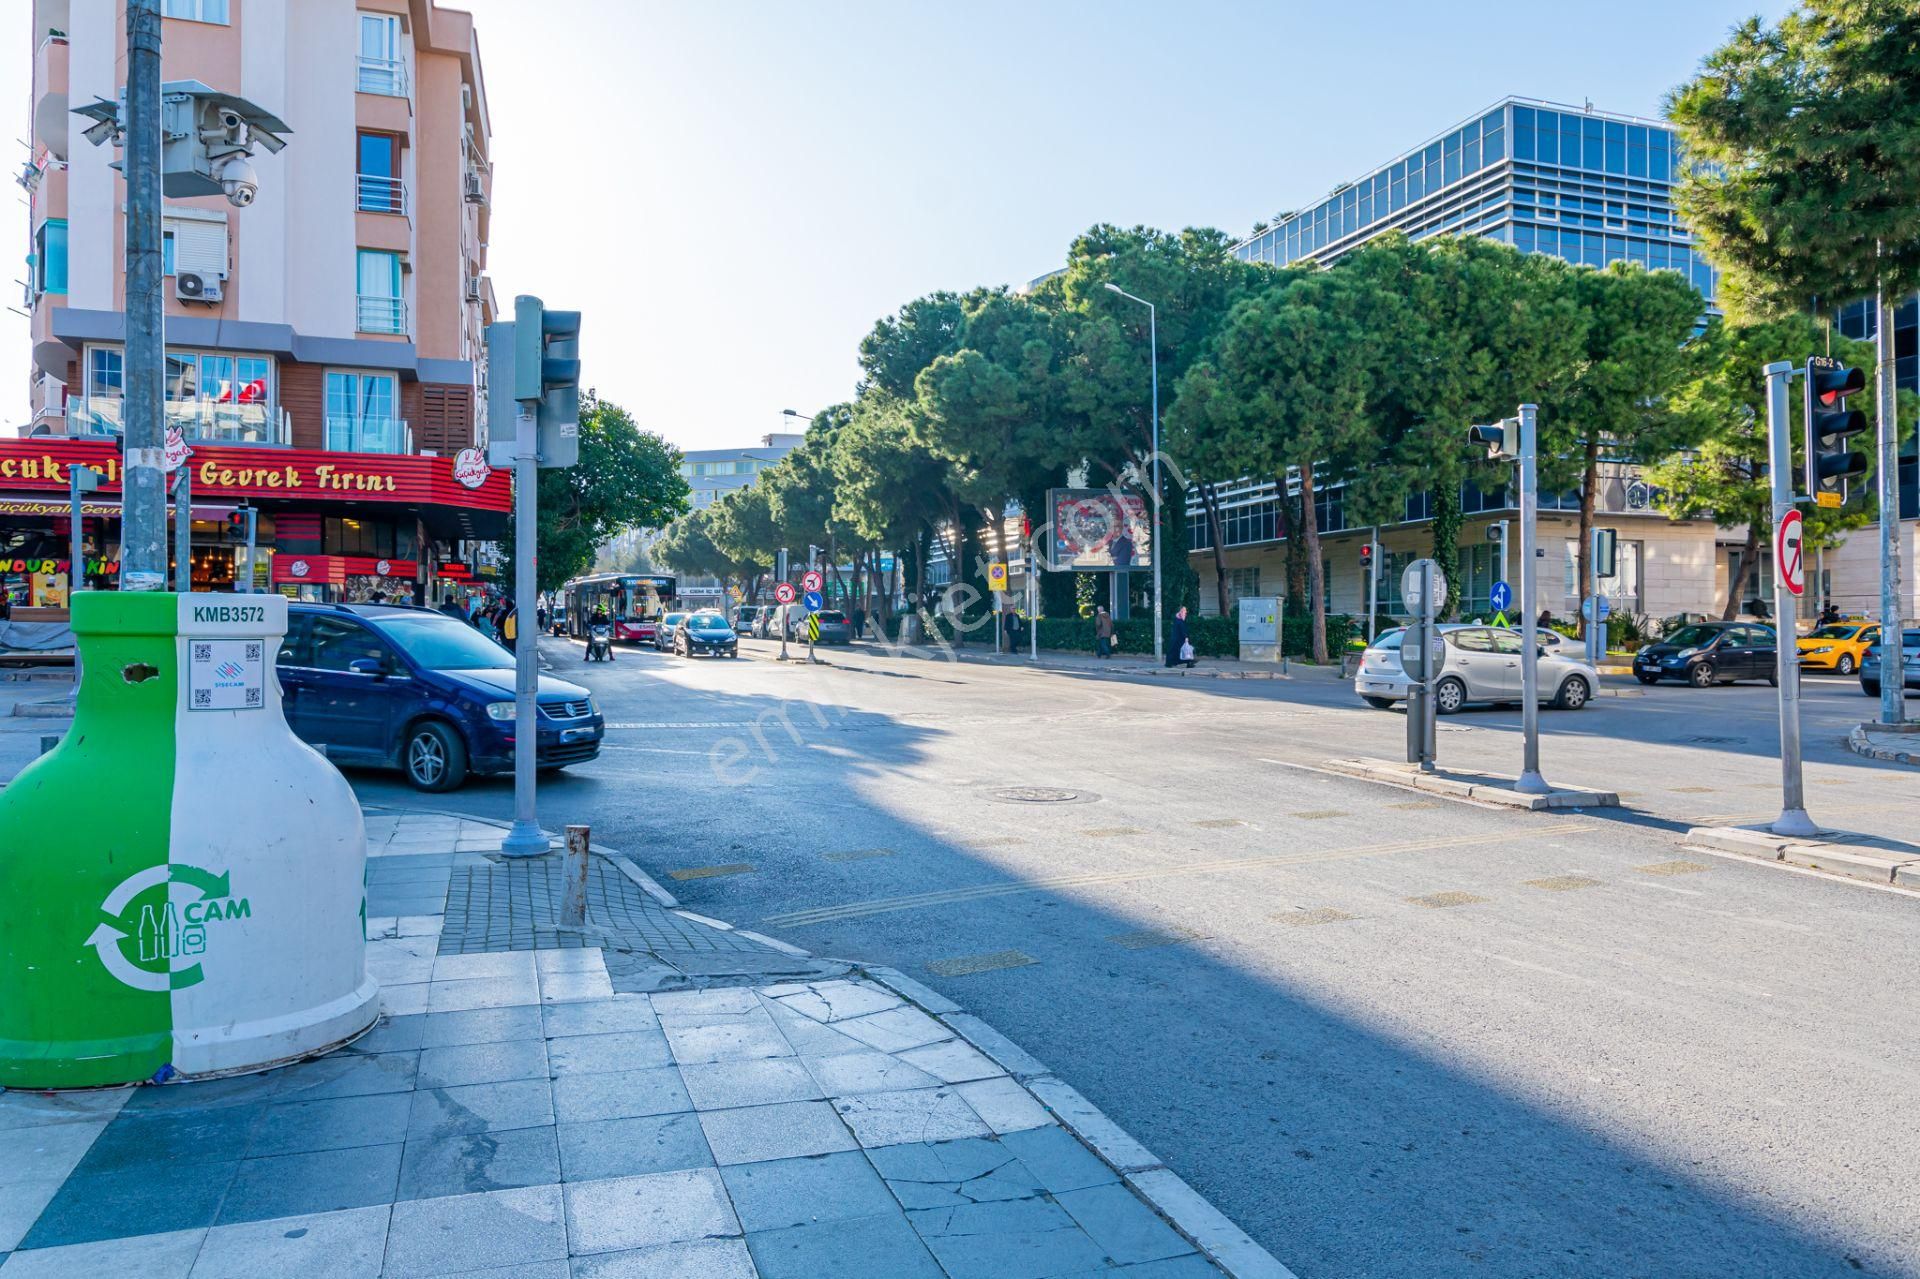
[4,0,1788,450]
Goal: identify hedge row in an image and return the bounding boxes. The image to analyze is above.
[879,606,1364,661]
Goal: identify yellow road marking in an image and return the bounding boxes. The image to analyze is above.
[669,863,755,881]
[1409,890,1487,909]
[1638,860,1711,877]
[926,949,1035,977]
[761,823,1594,928]
[1271,907,1356,927]
[1525,874,1603,892]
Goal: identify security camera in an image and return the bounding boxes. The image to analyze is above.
[218,156,258,208]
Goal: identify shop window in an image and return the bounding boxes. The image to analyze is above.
[324,517,396,558]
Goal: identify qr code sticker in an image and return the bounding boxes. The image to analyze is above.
[245,687,263,707]
[244,642,262,662]
[192,642,212,662]
[193,688,212,708]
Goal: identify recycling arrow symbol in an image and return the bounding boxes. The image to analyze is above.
[86,864,234,992]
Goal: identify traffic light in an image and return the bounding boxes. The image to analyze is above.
[1468,419,1518,461]
[1358,543,1374,569]
[226,507,255,539]
[1804,356,1867,504]
[1593,527,1618,578]
[1486,521,1506,545]
[514,295,582,468]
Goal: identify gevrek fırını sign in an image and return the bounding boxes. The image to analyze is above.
[0,592,378,1088]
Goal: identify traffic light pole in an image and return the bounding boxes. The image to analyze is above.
[500,401,545,858]
[172,465,191,592]
[1764,360,1818,838]
[120,0,167,591]
[1874,286,1905,728]
[1516,404,1549,796]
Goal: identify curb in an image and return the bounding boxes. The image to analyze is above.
[1848,724,1920,767]
[859,963,1298,1279]
[1319,756,1620,811]
[1683,823,1920,890]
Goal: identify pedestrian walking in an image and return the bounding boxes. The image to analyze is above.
[1094,605,1113,658]
[1166,605,1195,668]
[1538,607,1555,631]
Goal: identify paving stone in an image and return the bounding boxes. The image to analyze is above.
[746,1210,944,1279]
[1097,1254,1223,1277]
[119,1073,280,1114]
[382,984,431,1016]
[1054,1181,1194,1265]
[569,1238,755,1279]
[696,1099,858,1165]
[868,1137,1043,1210]
[998,1125,1119,1195]
[833,1087,989,1148]
[217,1143,403,1224]
[802,1050,942,1098]
[346,1013,428,1055]
[420,1005,547,1049]
[678,1058,822,1111]
[953,1077,1054,1135]
[719,1150,899,1232]
[541,997,659,1039]
[0,1179,66,1252]
[0,1227,206,1278]
[556,1112,713,1182]
[762,1002,872,1058]
[406,1078,554,1139]
[551,1066,692,1125]
[433,951,540,982]
[0,1089,130,1131]
[273,1050,420,1102]
[539,969,615,1003]
[381,1184,567,1279]
[249,1093,411,1158]
[416,1038,549,1089]
[908,1196,1111,1279]
[535,947,608,975]
[664,1015,794,1065]
[427,975,541,1014]
[192,1203,390,1278]
[833,1006,951,1053]
[770,981,901,1024]
[651,987,760,1018]
[397,1124,562,1201]
[546,1027,673,1076]
[0,1120,109,1185]
[564,1167,739,1256]
[19,1159,235,1248]
[897,1038,1003,1084]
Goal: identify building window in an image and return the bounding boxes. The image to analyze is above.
[162,0,229,22]
[356,250,405,334]
[163,231,175,277]
[357,13,407,96]
[33,220,66,295]
[356,132,404,213]
[324,517,397,558]
[326,370,407,453]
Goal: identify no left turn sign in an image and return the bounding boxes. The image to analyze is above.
[1776,509,1805,597]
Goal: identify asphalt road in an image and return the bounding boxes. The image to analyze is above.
[348,635,1920,1279]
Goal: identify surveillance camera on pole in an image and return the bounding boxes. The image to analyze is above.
[74,79,290,210]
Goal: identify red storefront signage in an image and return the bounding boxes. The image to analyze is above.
[438,561,473,581]
[272,555,420,587]
[0,439,510,512]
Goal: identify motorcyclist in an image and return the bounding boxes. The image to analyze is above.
[589,603,615,662]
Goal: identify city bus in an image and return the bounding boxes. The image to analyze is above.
[558,573,677,645]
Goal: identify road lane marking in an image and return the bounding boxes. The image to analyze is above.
[669,863,756,881]
[1386,801,1441,810]
[1289,810,1349,820]
[1107,927,1207,950]
[1271,907,1356,927]
[1408,891,1487,909]
[1637,860,1712,877]
[1082,827,1145,838]
[761,823,1594,928]
[926,949,1035,977]
[1524,874,1604,892]
[822,848,894,863]
[961,836,1025,848]
[1192,819,1248,829]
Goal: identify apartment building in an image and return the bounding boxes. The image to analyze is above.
[10,0,505,605]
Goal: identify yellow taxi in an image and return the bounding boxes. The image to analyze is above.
[1797,622,1880,675]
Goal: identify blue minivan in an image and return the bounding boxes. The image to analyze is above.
[276,603,604,791]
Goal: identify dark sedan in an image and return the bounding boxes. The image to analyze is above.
[793,609,853,645]
[675,611,739,658]
[1861,628,1920,698]
[1633,621,1778,687]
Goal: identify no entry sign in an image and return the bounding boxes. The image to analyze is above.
[1776,509,1805,597]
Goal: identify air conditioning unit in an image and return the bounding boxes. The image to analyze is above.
[464,279,482,303]
[175,271,222,303]
[463,170,486,204]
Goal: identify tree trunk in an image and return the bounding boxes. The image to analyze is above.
[1576,436,1599,642]
[1724,526,1759,620]
[1300,460,1329,664]
[1281,485,1308,608]
[1198,481,1232,616]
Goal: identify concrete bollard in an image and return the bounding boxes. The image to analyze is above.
[562,825,590,927]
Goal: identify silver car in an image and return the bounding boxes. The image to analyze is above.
[1354,624,1599,713]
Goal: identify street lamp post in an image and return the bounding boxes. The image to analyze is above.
[1104,284,1162,664]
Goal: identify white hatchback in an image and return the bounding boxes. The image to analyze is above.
[1354,624,1600,713]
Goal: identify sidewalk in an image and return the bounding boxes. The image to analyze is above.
[0,812,1288,1279]
[842,639,1318,682]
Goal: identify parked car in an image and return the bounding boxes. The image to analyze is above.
[804,610,854,645]
[1354,624,1598,713]
[732,605,765,635]
[1860,628,1920,698]
[676,611,739,658]
[1632,621,1777,687]
[654,611,689,651]
[277,603,603,792]
[1797,622,1879,676]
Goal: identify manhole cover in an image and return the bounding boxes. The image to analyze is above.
[991,786,1091,805]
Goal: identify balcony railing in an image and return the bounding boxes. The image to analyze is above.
[325,417,412,455]
[70,395,290,447]
[356,295,407,335]
[355,174,407,215]
[356,55,409,98]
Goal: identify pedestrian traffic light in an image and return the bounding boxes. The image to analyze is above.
[1804,356,1867,504]
[1468,419,1518,461]
[226,508,254,538]
[512,295,582,468]
[1359,544,1373,568]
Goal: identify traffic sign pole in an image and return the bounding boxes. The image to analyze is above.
[1765,361,1817,837]
[1515,404,1549,796]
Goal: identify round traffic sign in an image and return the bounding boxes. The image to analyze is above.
[803,590,824,612]
[801,569,824,593]
[1489,580,1513,613]
[1776,508,1805,597]
[1580,595,1612,622]
[1399,559,1447,614]
[1401,622,1448,682]
[774,582,796,605]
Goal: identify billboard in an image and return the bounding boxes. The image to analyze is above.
[1047,488,1152,571]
